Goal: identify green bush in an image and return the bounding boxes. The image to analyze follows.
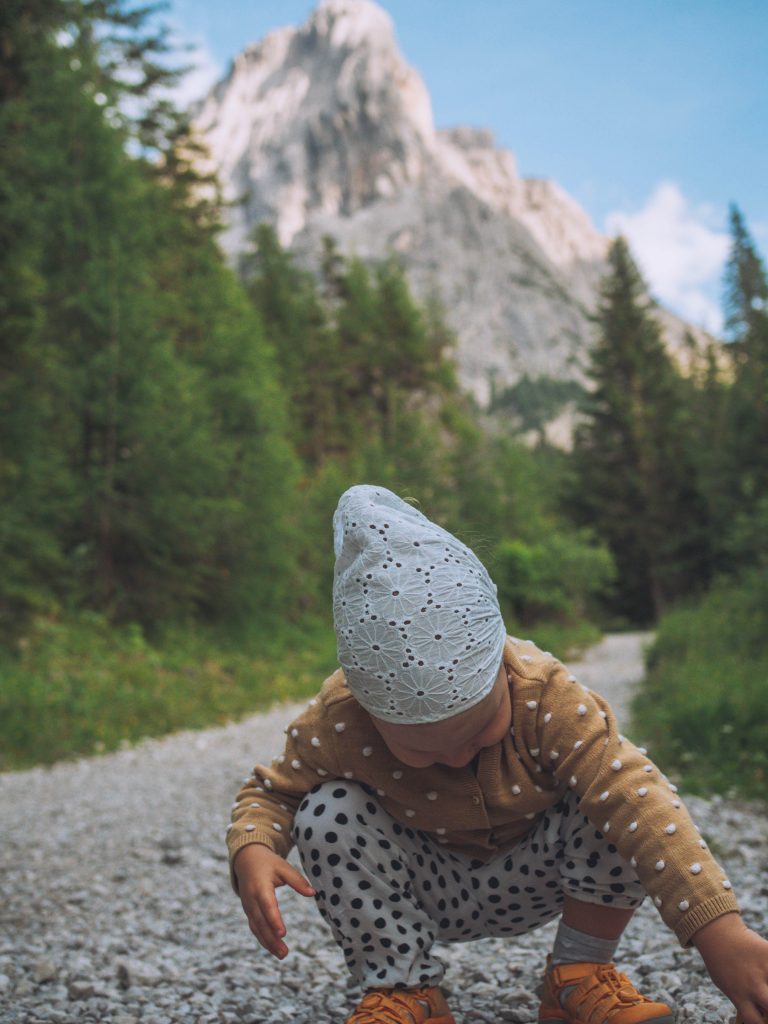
[493,531,615,626]
[631,572,768,798]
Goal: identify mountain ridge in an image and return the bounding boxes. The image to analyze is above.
[192,0,708,405]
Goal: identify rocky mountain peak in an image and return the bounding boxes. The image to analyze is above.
[194,0,434,249]
[310,0,397,52]
[192,0,708,411]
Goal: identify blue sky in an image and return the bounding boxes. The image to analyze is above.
[168,0,768,334]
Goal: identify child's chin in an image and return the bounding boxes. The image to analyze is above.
[436,757,473,769]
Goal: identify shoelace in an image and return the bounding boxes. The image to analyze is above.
[348,989,434,1024]
[572,965,650,1022]
[594,964,648,1003]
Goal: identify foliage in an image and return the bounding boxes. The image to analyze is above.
[710,206,768,572]
[0,0,298,634]
[243,228,460,469]
[0,613,338,770]
[723,205,768,344]
[631,572,768,799]
[493,531,615,626]
[570,237,710,624]
[633,223,768,793]
[489,374,585,439]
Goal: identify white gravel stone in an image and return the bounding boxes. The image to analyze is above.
[116,958,168,988]
[33,959,58,984]
[67,979,96,1000]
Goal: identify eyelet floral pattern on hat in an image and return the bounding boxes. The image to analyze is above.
[332,485,506,724]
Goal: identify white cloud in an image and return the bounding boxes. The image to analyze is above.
[605,182,730,334]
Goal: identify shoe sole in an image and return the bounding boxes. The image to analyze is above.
[540,1016,675,1024]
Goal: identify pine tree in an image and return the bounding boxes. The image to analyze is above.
[571,237,709,623]
[717,205,768,566]
[0,3,84,630]
[244,233,462,470]
[724,205,768,345]
[149,214,300,627]
[243,224,342,464]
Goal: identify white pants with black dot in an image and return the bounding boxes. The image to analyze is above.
[292,781,645,991]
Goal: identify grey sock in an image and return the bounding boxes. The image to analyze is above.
[550,921,620,967]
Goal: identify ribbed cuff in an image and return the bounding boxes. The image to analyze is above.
[675,892,741,948]
[227,831,286,893]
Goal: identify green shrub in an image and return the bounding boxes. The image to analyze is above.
[493,531,615,626]
[631,572,768,798]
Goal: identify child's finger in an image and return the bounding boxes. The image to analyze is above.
[247,903,288,959]
[278,862,316,897]
[255,884,287,940]
[734,999,768,1024]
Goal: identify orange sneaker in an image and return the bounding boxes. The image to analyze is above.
[538,959,674,1024]
[346,986,456,1024]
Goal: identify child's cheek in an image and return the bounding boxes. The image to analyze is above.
[400,752,436,768]
[388,743,435,768]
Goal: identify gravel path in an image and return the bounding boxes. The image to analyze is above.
[2,633,766,1024]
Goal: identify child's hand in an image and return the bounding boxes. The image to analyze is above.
[232,843,316,959]
[693,913,768,1024]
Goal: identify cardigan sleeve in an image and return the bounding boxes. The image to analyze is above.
[227,693,343,892]
[514,652,740,947]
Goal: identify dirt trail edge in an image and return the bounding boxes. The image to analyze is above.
[1,633,765,1024]
[564,630,654,732]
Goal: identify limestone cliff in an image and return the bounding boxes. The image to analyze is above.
[192,0,706,404]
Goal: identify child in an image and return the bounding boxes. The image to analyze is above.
[228,485,768,1024]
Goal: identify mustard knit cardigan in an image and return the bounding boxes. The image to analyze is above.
[227,637,739,948]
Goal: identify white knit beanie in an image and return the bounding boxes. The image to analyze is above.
[332,484,506,723]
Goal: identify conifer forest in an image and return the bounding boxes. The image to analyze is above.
[1,1,766,795]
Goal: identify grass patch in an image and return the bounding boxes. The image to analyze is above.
[630,572,768,800]
[0,612,338,771]
[0,611,602,771]
[506,618,603,663]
